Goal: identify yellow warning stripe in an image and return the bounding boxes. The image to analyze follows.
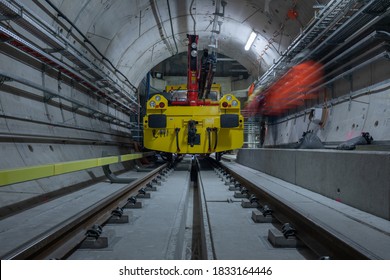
[0,152,154,187]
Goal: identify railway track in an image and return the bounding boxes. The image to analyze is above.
[0,163,167,259]
[1,155,388,260]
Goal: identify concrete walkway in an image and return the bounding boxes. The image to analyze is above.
[221,161,390,259]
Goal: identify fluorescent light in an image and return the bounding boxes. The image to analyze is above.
[244,31,257,51]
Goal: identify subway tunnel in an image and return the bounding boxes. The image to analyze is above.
[0,0,389,261]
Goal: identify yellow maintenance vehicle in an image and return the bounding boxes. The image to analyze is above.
[143,35,244,160]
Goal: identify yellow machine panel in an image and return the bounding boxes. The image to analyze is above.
[143,94,244,154]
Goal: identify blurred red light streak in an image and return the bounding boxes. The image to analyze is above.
[244,60,324,116]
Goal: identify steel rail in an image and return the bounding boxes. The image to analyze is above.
[1,163,167,260]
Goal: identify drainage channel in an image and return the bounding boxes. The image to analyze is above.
[189,158,215,260]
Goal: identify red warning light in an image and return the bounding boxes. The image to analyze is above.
[287,9,298,20]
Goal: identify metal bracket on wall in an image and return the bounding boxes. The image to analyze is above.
[42,48,64,54]
[0,14,19,21]
[0,74,13,83]
[102,164,136,184]
[71,104,83,112]
[348,95,352,111]
[102,151,136,184]
[43,92,56,102]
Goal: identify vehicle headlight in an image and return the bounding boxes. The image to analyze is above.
[232,100,238,107]
[226,95,232,101]
[149,101,156,108]
[155,95,161,101]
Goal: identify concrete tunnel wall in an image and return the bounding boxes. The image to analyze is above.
[263,54,390,147]
[0,43,136,215]
[237,148,390,220]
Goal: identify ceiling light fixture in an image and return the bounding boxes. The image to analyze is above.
[245,31,257,51]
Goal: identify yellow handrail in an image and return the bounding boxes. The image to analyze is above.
[0,152,154,187]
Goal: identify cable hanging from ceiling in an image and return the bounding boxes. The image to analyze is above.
[166,0,178,54]
[190,0,197,35]
[43,0,138,94]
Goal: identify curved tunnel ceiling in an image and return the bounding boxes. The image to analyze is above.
[42,0,325,87]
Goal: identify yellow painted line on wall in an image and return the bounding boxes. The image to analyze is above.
[96,156,119,167]
[0,152,152,187]
[0,164,55,186]
[120,153,154,161]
